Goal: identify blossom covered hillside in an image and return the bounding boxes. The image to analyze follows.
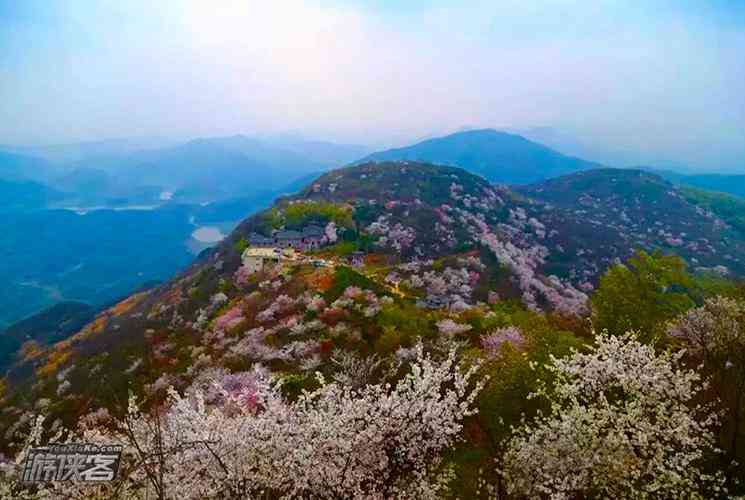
[1,161,744,498]
[516,168,745,280]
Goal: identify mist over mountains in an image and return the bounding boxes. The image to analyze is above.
[2,134,368,207]
[4,129,742,210]
[1,128,744,332]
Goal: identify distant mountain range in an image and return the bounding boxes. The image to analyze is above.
[0,134,369,209]
[0,151,59,182]
[103,136,323,203]
[640,167,745,199]
[0,137,176,165]
[1,128,743,341]
[56,135,366,205]
[0,179,64,211]
[4,130,743,211]
[359,129,745,199]
[358,129,602,184]
[259,134,371,166]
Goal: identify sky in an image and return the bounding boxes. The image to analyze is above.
[1,0,744,171]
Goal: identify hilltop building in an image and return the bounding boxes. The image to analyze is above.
[273,230,302,248]
[248,233,274,247]
[300,225,325,250]
[248,225,326,252]
[241,247,281,274]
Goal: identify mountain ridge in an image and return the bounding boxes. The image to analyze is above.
[358,129,602,184]
[5,161,743,382]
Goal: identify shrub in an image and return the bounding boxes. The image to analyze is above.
[592,250,695,342]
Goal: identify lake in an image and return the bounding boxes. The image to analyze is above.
[191,226,226,243]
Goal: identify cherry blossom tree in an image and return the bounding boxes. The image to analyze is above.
[366,216,416,253]
[436,319,472,337]
[8,345,483,500]
[324,221,338,244]
[480,327,526,359]
[459,209,588,315]
[668,296,745,479]
[233,265,253,288]
[502,332,726,499]
[403,260,483,310]
[304,294,326,312]
[330,350,384,390]
[213,305,244,333]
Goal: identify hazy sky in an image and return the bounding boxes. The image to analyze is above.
[1,0,744,170]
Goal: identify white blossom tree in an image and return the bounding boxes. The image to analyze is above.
[8,345,483,500]
[502,332,726,500]
[324,221,338,244]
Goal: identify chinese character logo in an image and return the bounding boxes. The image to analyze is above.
[22,444,122,483]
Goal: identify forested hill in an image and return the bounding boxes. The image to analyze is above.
[1,162,744,498]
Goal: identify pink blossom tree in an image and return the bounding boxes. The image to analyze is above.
[480,327,526,359]
[213,305,244,333]
[436,319,472,337]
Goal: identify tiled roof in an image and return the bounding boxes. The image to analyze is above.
[275,230,303,239]
[248,232,273,243]
[302,225,324,236]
